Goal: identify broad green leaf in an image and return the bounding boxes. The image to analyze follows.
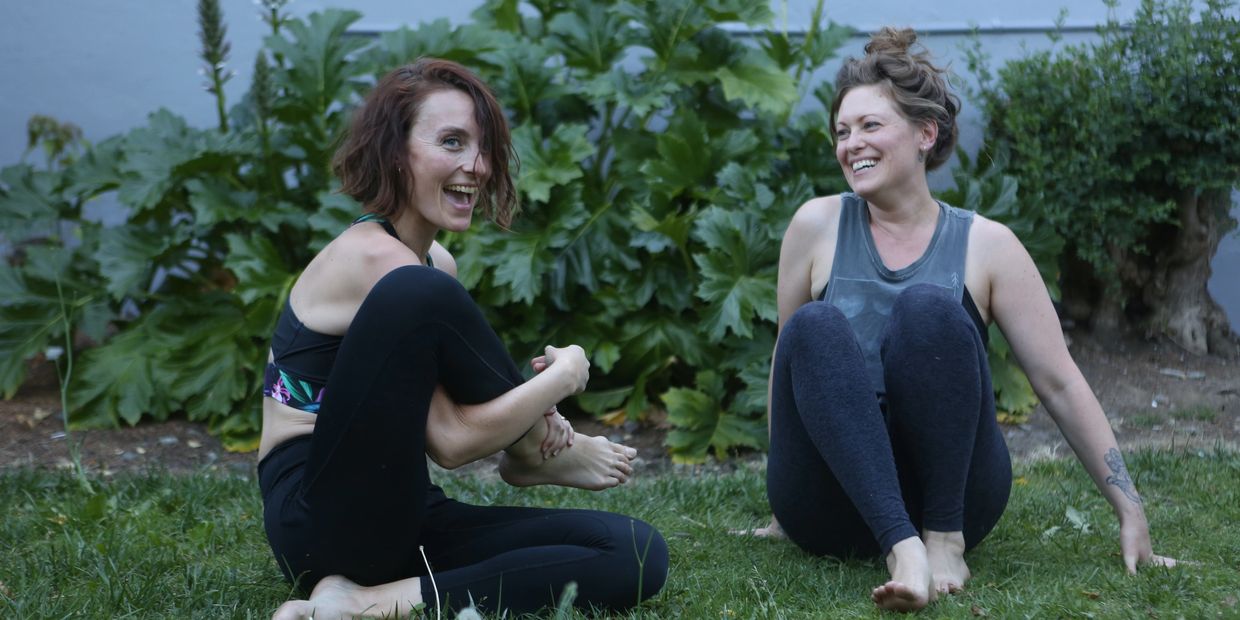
[580,70,679,119]
[309,191,360,252]
[715,52,797,116]
[362,20,503,69]
[639,115,711,198]
[162,299,260,421]
[0,164,64,235]
[548,0,631,72]
[95,225,165,300]
[225,233,294,305]
[691,207,779,341]
[69,319,167,427]
[186,179,260,228]
[0,301,62,399]
[512,123,595,204]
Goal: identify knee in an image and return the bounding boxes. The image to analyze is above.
[781,301,852,352]
[885,285,974,352]
[625,518,668,603]
[365,265,471,319]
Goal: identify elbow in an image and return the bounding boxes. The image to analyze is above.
[427,446,468,470]
[425,427,472,470]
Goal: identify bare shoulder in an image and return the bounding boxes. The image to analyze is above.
[428,241,458,279]
[306,224,419,299]
[784,195,842,246]
[969,213,1026,270]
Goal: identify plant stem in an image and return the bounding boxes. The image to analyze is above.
[53,276,94,495]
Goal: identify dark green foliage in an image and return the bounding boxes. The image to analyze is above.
[0,0,1050,459]
[444,0,851,462]
[967,0,1239,337]
[0,9,370,449]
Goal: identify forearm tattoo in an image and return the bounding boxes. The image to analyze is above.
[1104,448,1142,505]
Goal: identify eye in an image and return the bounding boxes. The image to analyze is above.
[835,128,849,139]
[442,135,463,149]
[863,121,881,130]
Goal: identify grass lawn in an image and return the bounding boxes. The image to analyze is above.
[2,448,1238,619]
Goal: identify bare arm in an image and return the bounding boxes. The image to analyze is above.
[751,197,835,537]
[420,241,581,469]
[425,346,587,469]
[983,220,1174,572]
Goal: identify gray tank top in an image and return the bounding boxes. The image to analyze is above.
[823,192,973,395]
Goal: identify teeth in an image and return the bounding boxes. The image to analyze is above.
[445,184,476,195]
[851,159,877,172]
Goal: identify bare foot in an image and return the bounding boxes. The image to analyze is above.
[272,575,423,620]
[923,530,970,594]
[730,515,788,539]
[871,537,936,613]
[272,576,366,620]
[499,433,635,490]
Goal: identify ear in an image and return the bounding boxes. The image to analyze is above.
[917,120,938,153]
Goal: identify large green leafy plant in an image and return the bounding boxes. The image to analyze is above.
[447,0,852,462]
[967,0,1239,355]
[0,2,369,448]
[0,0,851,459]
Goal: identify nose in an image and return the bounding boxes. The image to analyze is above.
[464,146,489,179]
[843,131,865,153]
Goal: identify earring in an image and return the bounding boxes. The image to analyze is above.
[917,149,926,163]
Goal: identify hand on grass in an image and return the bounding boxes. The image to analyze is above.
[1120,514,1177,574]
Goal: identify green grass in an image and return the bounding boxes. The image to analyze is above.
[1170,406,1219,424]
[2,449,1239,619]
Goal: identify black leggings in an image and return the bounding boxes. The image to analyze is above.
[767,284,1011,558]
[259,266,668,614]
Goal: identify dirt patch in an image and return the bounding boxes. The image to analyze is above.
[1,330,1237,478]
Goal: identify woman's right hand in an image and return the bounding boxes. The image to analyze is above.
[536,344,590,396]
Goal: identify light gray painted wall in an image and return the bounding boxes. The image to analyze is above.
[2,0,1235,330]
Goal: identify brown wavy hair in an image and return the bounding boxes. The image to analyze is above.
[830,27,960,171]
[332,58,518,226]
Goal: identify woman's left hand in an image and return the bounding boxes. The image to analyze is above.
[531,355,574,459]
[1120,515,1178,574]
[541,407,574,459]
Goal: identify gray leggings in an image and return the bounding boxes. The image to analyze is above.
[767,284,1011,557]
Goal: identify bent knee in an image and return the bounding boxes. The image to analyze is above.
[782,302,852,349]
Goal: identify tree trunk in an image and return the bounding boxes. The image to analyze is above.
[1145,188,1237,355]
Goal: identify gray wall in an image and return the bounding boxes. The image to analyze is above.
[2,0,1236,330]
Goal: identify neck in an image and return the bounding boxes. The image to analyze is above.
[389,211,436,264]
[861,177,937,228]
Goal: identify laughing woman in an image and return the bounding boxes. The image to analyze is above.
[751,27,1175,612]
[262,59,667,619]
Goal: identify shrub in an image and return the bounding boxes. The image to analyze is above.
[967,0,1240,354]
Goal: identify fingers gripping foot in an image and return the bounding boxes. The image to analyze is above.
[500,433,636,491]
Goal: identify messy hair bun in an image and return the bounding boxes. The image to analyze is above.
[830,27,960,171]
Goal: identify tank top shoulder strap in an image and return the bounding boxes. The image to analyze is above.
[350,212,435,268]
[828,192,870,282]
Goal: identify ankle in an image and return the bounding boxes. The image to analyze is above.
[921,530,965,549]
[503,425,544,464]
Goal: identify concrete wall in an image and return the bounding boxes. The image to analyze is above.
[2,1,1235,330]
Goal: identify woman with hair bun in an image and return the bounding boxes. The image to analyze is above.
[748,27,1175,612]
[260,58,666,619]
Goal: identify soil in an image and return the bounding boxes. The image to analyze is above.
[2,330,1237,479]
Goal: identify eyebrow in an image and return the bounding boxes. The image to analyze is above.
[437,125,470,136]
